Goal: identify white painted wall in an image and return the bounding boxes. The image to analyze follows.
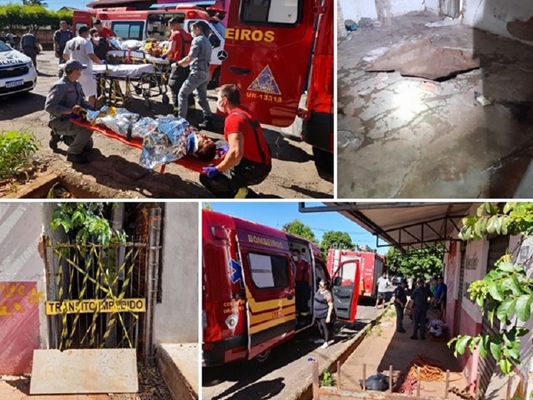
[0,203,49,364]
[154,203,198,344]
[463,0,533,44]
[338,0,377,24]
[461,232,488,325]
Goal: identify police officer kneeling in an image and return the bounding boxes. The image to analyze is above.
[45,60,94,164]
[201,84,272,198]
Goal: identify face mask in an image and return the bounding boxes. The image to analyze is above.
[217,99,225,112]
[93,36,100,41]
[292,256,298,262]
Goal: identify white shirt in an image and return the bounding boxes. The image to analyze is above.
[63,36,95,74]
[377,276,390,292]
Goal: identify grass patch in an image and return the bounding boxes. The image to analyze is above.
[320,368,336,387]
[0,131,38,181]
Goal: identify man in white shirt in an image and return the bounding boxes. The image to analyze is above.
[63,26,105,108]
[375,271,391,309]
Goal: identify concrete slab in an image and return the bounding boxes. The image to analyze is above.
[29,349,138,395]
[157,343,198,400]
[0,379,112,399]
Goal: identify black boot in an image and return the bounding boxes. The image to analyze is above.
[198,117,214,131]
[49,131,61,152]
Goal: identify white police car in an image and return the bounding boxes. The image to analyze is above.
[0,41,37,97]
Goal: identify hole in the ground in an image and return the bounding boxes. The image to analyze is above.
[367,39,480,81]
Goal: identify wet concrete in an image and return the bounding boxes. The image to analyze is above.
[337,12,533,198]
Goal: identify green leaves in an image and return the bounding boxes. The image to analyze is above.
[496,298,516,323]
[0,131,38,180]
[515,295,532,322]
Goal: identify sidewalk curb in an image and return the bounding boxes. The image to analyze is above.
[293,305,392,400]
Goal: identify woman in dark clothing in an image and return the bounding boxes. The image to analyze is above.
[313,278,335,349]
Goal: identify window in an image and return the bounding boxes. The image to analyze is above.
[241,0,300,25]
[333,261,356,288]
[112,22,144,41]
[248,253,289,289]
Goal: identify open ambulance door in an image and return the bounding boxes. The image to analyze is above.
[236,234,296,361]
[220,0,317,127]
[331,259,361,323]
[72,11,93,35]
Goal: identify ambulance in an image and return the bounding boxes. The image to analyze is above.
[72,4,227,82]
[202,210,361,366]
[220,0,334,178]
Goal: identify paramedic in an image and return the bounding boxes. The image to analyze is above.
[293,249,311,315]
[63,26,106,108]
[200,84,272,198]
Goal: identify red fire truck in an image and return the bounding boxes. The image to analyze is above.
[327,249,385,299]
[221,0,333,178]
[203,210,361,366]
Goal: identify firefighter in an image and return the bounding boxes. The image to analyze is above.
[45,60,95,164]
[165,17,195,117]
[176,21,213,130]
[410,278,432,340]
[201,84,272,198]
[292,249,311,315]
[93,19,114,41]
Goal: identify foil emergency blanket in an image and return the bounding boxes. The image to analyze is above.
[95,108,141,137]
[138,116,196,169]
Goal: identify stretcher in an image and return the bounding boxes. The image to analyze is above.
[71,119,221,174]
[93,59,170,109]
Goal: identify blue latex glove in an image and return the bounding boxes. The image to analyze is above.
[219,144,229,155]
[202,166,220,178]
[161,53,167,60]
[102,60,107,65]
[70,113,80,119]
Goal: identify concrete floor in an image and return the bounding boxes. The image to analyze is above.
[321,308,469,399]
[337,12,533,198]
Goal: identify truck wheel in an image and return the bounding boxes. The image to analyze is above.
[312,147,333,182]
[253,349,271,364]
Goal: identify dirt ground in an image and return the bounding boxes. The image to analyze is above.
[0,51,333,199]
[0,364,172,399]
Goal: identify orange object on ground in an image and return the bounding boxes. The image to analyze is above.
[71,119,221,174]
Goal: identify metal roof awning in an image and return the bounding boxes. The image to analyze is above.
[299,202,474,251]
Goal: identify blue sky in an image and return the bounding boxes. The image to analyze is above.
[207,202,385,254]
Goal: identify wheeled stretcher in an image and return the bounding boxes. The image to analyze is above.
[71,119,221,174]
[93,56,171,109]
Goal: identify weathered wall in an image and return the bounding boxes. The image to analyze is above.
[463,0,533,44]
[153,202,198,344]
[0,203,47,375]
[337,0,437,24]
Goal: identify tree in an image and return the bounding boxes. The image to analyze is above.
[319,230,353,257]
[21,5,53,32]
[449,202,533,375]
[385,244,445,278]
[2,4,25,31]
[282,219,317,242]
[22,0,48,7]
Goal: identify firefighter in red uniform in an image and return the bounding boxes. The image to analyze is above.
[165,17,195,117]
[201,84,272,198]
[93,20,114,41]
[293,249,311,315]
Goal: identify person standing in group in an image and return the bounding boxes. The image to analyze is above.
[435,277,448,320]
[45,60,95,165]
[392,279,408,333]
[53,21,73,65]
[21,30,39,72]
[89,28,107,61]
[176,21,213,130]
[201,84,272,198]
[313,279,335,349]
[165,17,195,117]
[410,278,432,340]
[375,271,391,309]
[63,26,106,108]
[292,249,311,315]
